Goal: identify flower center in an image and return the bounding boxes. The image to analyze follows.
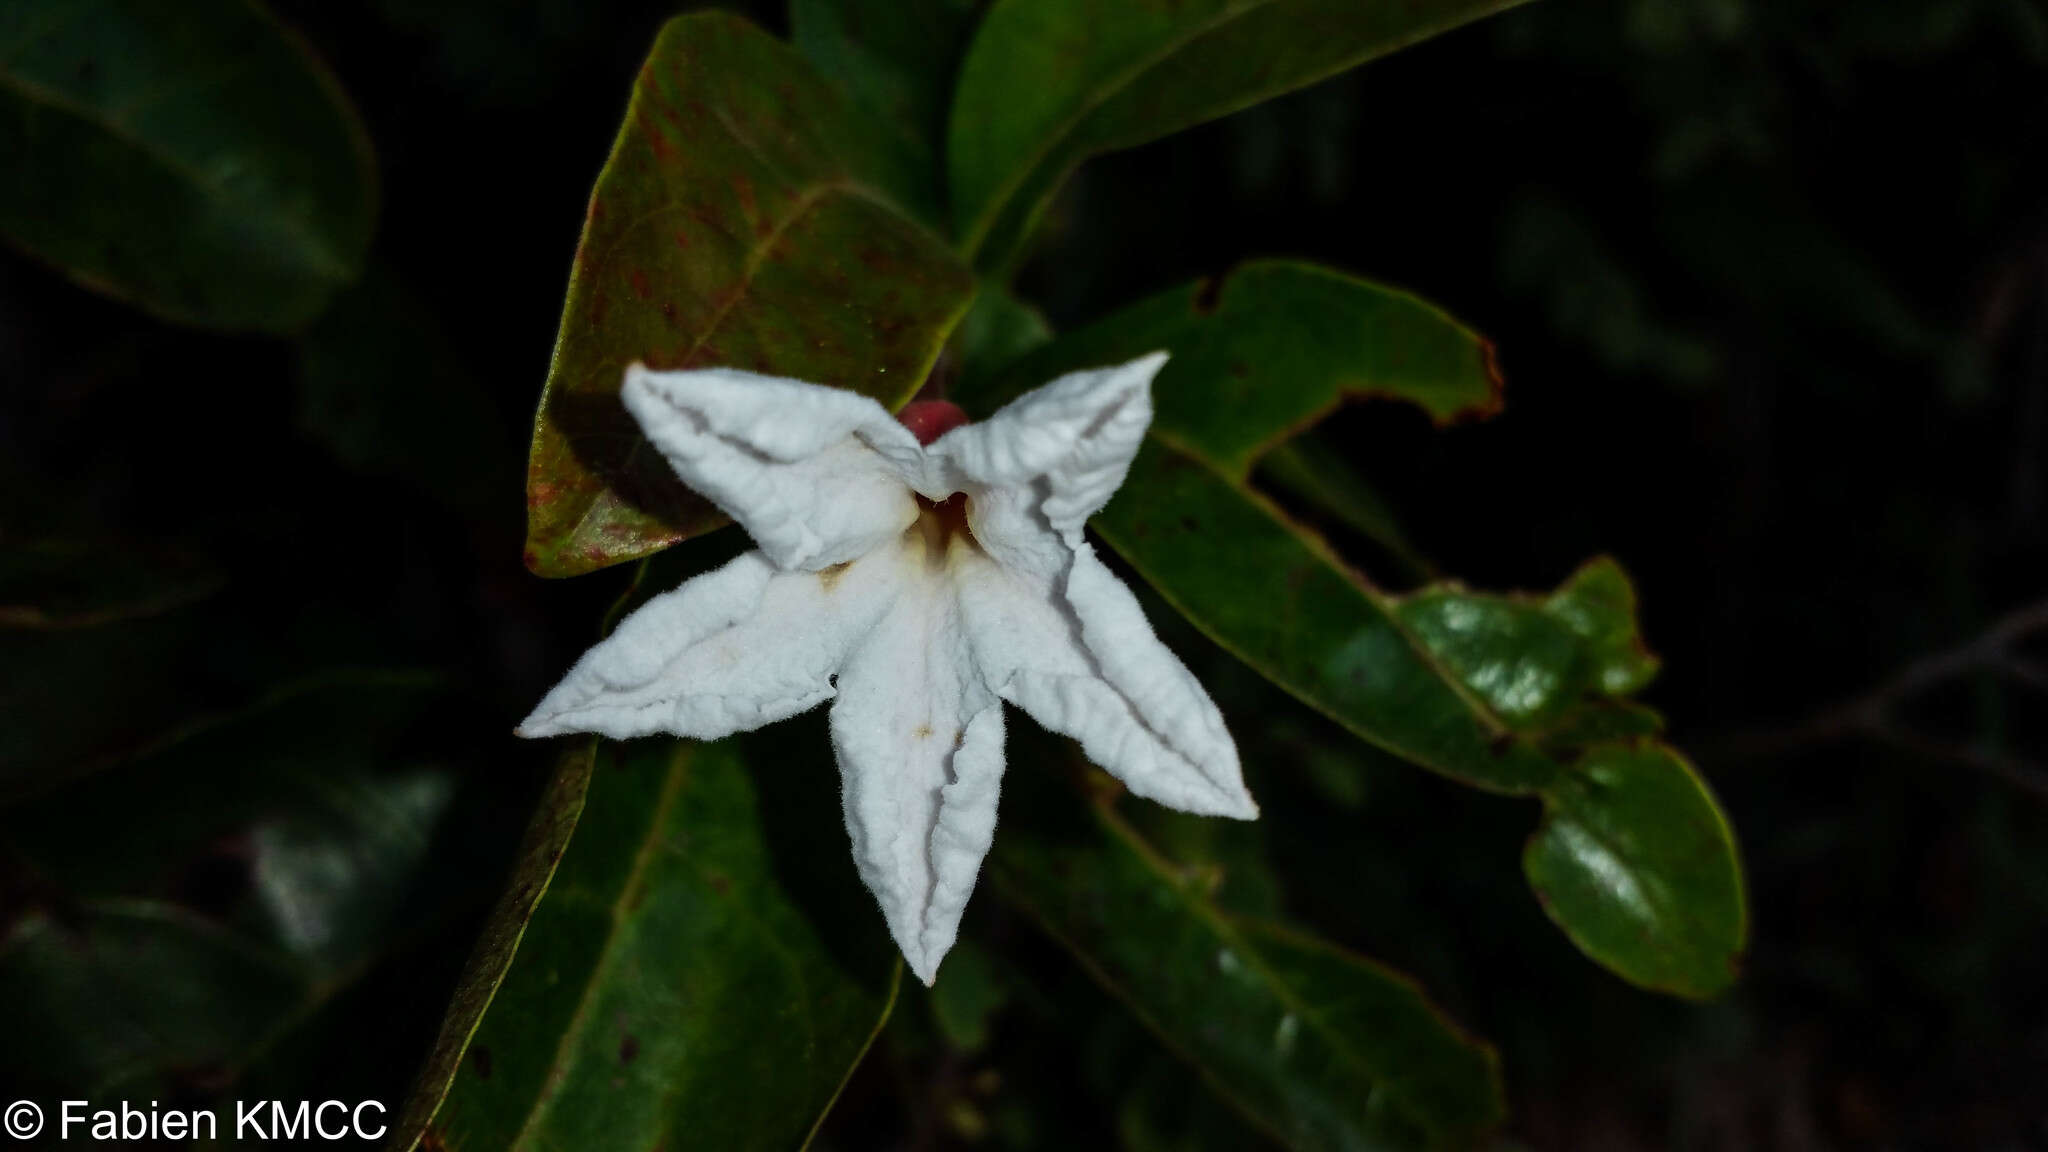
[911,491,976,568]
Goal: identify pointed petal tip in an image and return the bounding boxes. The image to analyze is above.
[1131,349,1170,374]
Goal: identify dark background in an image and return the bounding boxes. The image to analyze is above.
[4,0,2046,1147]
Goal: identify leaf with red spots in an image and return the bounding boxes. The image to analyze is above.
[524,12,974,577]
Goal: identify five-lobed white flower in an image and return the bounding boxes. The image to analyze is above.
[518,352,1257,984]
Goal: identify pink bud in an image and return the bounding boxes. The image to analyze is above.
[897,399,969,446]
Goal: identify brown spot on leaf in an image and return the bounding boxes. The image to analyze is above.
[471,1046,493,1080]
[709,872,731,895]
[619,1034,640,1065]
[644,121,675,161]
[630,269,652,300]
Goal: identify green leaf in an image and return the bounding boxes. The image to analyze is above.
[969,261,1501,471]
[0,0,375,331]
[1524,743,1747,998]
[0,903,310,1097]
[402,731,899,1152]
[390,743,597,1152]
[0,675,457,1100]
[963,262,1549,792]
[948,0,1529,270]
[1256,437,1432,583]
[962,261,1745,995]
[524,12,974,577]
[1391,557,1662,737]
[926,940,1008,1052]
[789,0,980,219]
[3,669,446,887]
[993,792,1505,1150]
[950,282,1054,390]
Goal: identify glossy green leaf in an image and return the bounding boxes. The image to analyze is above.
[1525,743,1747,998]
[525,12,974,577]
[1392,557,1662,737]
[406,732,899,1152]
[0,675,456,1100]
[948,0,1529,270]
[0,0,374,331]
[0,903,309,1098]
[3,669,445,883]
[993,793,1505,1150]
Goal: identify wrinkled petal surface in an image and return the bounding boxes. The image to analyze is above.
[831,533,1004,985]
[624,364,928,570]
[954,543,1255,820]
[518,548,900,740]
[930,351,1162,538]
[526,352,1254,985]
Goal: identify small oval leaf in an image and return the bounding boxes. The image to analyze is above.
[1523,743,1748,998]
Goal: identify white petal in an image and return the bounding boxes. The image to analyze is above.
[622,364,927,570]
[830,550,1004,985]
[929,352,1164,536]
[955,544,1255,820]
[517,548,901,740]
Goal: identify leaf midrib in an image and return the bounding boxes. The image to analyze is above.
[999,804,1478,1145]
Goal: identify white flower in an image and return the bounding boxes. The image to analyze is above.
[518,352,1256,983]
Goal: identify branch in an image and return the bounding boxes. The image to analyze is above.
[1720,598,2048,797]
